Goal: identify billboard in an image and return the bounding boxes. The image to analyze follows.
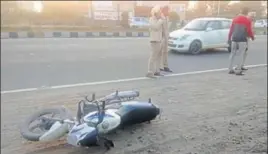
[92,1,116,11]
[92,1,118,20]
[94,11,118,20]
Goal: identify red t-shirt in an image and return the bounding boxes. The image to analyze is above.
[228,15,254,41]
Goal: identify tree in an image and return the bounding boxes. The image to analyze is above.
[1,1,18,24]
[226,1,264,18]
[1,1,40,25]
[195,1,210,17]
[242,1,264,18]
[121,11,129,28]
[41,1,87,25]
[169,11,180,31]
[212,1,230,17]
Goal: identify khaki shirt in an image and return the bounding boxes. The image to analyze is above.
[162,17,169,42]
[149,16,164,42]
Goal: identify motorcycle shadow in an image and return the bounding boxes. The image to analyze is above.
[25,123,150,154]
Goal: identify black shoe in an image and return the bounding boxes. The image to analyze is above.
[160,67,173,72]
[228,70,235,74]
[146,73,157,78]
[154,72,164,76]
[235,71,245,76]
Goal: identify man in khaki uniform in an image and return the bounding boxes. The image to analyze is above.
[160,6,172,73]
[146,6,164,78]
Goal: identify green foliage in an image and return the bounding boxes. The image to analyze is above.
[186,1,265,19]
[169,11,180,22]
[121,11,129,28]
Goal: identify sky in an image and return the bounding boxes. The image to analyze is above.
[33,1,42,12]
[31,1,263,13]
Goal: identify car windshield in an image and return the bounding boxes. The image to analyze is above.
[183,19,208,31]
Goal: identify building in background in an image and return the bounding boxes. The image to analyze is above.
[90,1,135,21]
[134,1,186,20]
[16,1,35,12]
[91,1,117,20]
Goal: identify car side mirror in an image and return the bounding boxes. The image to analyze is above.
[206,27,213,31]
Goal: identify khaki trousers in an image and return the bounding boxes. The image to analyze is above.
[161,40,169,69]
[228,42,248,72]
[148,41,162,74]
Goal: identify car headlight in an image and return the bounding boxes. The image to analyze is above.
[169,36,178,40]
[180,35,191,40]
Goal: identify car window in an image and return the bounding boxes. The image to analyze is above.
[184,19,208,31]
[221,20,231,29]
[206,21,221,30]
[256,20,263,24]
[135,18,140,22]
[140,18,148,23]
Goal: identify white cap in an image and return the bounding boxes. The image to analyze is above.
[151,5,161,16]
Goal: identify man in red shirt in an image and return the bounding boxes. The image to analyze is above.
[240,12,255,70]
[228,7,255,75]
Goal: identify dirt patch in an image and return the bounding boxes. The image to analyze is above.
[1,66,267,154]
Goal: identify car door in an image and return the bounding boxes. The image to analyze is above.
[219,20,232,47]
[203,20,222,47]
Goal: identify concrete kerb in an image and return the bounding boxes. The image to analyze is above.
[1,31,266,39]
[1,31,151,39]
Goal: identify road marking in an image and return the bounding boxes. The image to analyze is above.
[1,64,266,95]
[1,88,39,94]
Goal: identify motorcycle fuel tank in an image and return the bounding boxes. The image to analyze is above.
[83,109,121,134]
[116,101,160,126]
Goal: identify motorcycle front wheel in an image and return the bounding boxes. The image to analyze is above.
[20,107,73,141]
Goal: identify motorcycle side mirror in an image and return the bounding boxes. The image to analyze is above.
[102,101,106,110]
[92,93,96,101]
[115,90,118,95]
[96,101,106,126]
[77,100,85,124]
[115,90,119,97]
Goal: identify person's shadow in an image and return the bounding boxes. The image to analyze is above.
[169,48,230,56]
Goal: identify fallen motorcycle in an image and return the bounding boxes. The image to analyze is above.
[20,90,161,150]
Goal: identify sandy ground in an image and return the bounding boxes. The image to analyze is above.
[1,66,267,154]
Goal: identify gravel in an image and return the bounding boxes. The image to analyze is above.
[1,66,267,154]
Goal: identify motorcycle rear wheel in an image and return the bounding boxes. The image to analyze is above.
[20,107,73,141]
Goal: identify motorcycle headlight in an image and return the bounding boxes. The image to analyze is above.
[180,35,190,40]
[101,121,109,129]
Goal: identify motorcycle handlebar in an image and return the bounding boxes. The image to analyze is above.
[80,90,140,127]
[100,90,140,102]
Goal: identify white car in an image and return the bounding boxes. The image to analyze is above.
[168,17,232,54]
[254,19,267,28]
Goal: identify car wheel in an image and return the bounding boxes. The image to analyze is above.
[189,40,202,55]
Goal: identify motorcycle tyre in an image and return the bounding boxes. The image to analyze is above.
[20,107,73,142]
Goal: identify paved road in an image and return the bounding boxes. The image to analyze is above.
[1,37,267,91]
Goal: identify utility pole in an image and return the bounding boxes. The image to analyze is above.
[212,1,215,15]
[217,1,220,16]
